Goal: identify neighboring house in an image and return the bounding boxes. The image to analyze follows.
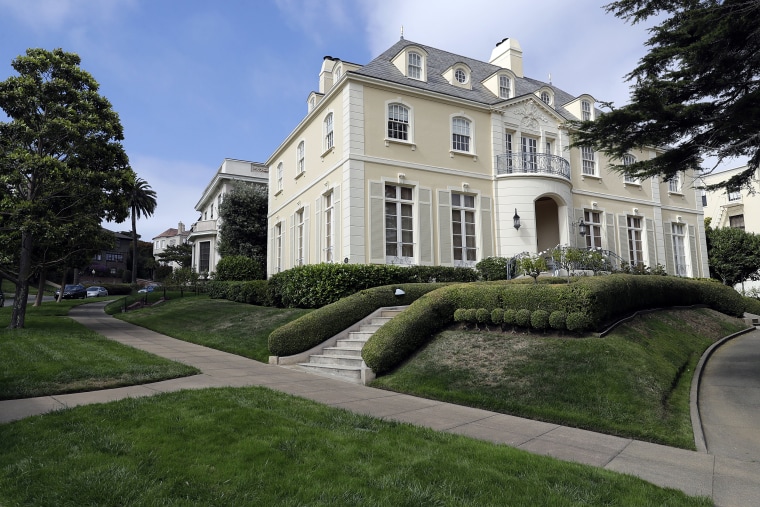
[188,158,268,275]
[88,229,132,281]
[152,222,190,270]
[701,165,760,291]
[265,37,709,278]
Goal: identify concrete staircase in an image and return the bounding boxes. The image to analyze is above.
[293,307,404,384]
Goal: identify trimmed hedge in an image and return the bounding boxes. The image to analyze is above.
[207,280,269,305]
[744,296,760,316]
[215,255,266,281]
[268,283,443,357]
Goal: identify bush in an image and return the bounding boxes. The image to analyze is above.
[566,312,592,332]
[745,296,760,316]
[503,308,516,325]
[491,308,504,325]
[530,309,549,331]
[549,310,567,330]
[453,308,468,323]
[215,255,265,281]
[515,309,532,327]
[476,257,510,281]
[476,308,490,325]
[464,308,478,324]
[206,280,269,305]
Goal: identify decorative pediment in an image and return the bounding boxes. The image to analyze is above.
[516,101,549,130]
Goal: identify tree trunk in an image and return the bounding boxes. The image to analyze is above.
[131,206,138,283]
[33,271,46,307]
[9,231,33,329]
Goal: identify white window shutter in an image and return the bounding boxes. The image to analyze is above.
[419,187,433,265]
[645,218,656,268]
[688,225,699,278]
[369,181,385,263]
[304,204,310,264]
[618,215,630,263]
[605,213,616,253]
[480,196,493,259]
[333,186,341,257]
[663,225,675,275]
[574,208,585,248]
[314,197,322,262]
[438,190,453,265]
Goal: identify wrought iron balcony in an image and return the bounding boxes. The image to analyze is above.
[495,153,571,180]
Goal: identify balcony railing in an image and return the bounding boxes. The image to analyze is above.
[495,153,571,180]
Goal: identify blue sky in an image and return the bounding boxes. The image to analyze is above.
[1,0,660,241]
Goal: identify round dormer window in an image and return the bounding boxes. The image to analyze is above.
[455,68,467,84]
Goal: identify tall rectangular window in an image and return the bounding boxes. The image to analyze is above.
[277,163,283,191]
[582,146,596,176]
[452,193,477,264]
[581,100,592,121]
[505,132,513,170]
[324,113,334,151]
[274,223,283,272]
[521,137,537,171]
[385,184,414,262]
[452,117,471,152]
[387,103,409,140]
[296,209,305,266]
[297,141,305,175]
[627,216,644,266]
[728,187,741,201]
[408,52,422,79]
[199,241,210,273]
[669,173,681,193]
[499,75,510,98]
[672,223,687,276]
[584,210,602,249]
[324,192,334,263]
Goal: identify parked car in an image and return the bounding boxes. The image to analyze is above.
[137,285,156,294]
[55,284,87,299]
[86,286,109,297]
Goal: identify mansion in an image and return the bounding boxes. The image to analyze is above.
[264,37,709,278]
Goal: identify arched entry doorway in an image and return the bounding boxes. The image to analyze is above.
[535,196,560,253]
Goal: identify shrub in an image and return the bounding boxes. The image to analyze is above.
[214,255,265,281]
[491,308,504,325]
[745,296,760,316]
[515,309,532,327]
[464,308,478,323]
[530,309,549,331]
[476,257,510,281]
[405,265,478,283]
[503,308,517,325]
[476,308,490,325]
[566,312,592,332]
[453,308,468,323]
[549,310,567,330]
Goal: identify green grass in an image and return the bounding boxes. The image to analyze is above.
[112,296,312,362]
[0,301,199,400]
[0,387,711,506]
[371,308,746,449]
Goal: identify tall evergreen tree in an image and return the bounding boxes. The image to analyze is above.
[571,1,760,190]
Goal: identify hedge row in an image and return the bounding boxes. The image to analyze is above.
[206,280,269,305]
[268,283,444,357]
[362,275,747,374]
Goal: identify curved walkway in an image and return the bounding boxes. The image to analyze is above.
[1,302,759,506]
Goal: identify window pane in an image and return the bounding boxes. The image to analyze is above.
[400,187,413,200]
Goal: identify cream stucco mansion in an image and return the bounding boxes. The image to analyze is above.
[265,37,709,278]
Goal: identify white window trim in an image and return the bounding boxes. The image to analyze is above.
[322,111,335,156]
[622,154,641,186]
[384,98,415,148]
[451,192,478,267]
[581,146,598,178]
[672,222,689,277]
[407,51,425,81]
[275,162,283,195]
[296,140,305,179]
[581,100,593,121]
[668,172,684,195]
[324,190,334,263]
[449,113,477,160]
[384,183,415,265]
[498,74,512,99]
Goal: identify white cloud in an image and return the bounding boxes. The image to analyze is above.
[0,0,137,34]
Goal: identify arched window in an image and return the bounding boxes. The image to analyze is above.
[499,75,511,99]
[452,117,471,152]
[540,91,551,105]
[581,100,592,121]
[387,103,409,141]
[408,52,422,79]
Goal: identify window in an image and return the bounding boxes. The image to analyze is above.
[408,52,422,79]
[387,103,409,141]
[545,140,553,155]
[324,113,334,151]
[581,100,592,121]
[210,203,214,220]
[452,117,471,152]
[499,75,511,99]
[672,223,687,276]
[521,137,537,171]
[454,68,467,84]
[581,146,596,176]
[276,162,283,192]
[584,210,602,249]
[627,216,644,266]
[334,66,341,81]
[669,173,681,193]
[296,209,305,266]
[701,190,707,207]
[730,214,745,230]
[452,193,477,264]
[541,91,551,105]
[728,187,741,201]
[297,141,305,175]
[324,192,334,262]
[199,242,210,273]
[622,154,638,183]
[505,132,514,169]
[385,184,414,262]
[274,223,283,272]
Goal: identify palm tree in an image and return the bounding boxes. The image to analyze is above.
[127,176,157,283]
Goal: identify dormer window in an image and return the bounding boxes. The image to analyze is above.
[540,91,551,105]
[581,100,592,121]
[499,75,511,99]
[408,52,422,79]
[455,68,468,84]
[334,66,342,81]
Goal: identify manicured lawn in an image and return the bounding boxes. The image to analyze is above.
[371,308,746,449]
[0,387,711,506]
[0,300,199,400]
[112,296,312,362]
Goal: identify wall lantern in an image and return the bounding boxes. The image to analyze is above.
[513,209,521,230]
[578,218,587,237]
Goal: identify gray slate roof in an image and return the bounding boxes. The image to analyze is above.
[351,38,584,121]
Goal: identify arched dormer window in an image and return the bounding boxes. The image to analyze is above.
[581,100,592,121]
[499,75,511,99]
[540,90,552,105]
[408,52,422,80]
[392,46,428,81]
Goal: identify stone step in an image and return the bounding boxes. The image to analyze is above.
[308,354,364,367]
[297,363,362,382]
[323,346,362,357]
[369,317,392,326]
[340,336,370,346]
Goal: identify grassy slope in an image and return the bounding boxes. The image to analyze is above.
[371,308,746,449]
[113,296,312,362]
[0,387,711,507]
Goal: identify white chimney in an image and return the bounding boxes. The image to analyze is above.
[489,38,523,78]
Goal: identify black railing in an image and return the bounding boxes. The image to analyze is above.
[495,153,571,180]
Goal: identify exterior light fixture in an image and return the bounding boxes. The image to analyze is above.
[578,218,587,237]
[513,209,521,230]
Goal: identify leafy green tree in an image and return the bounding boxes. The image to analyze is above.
[0,48,132,328]
[156,243,192,269]
[570,1,760,191]
[218,182,268,273]
[705,219,760,287]
[518,255,547,284]
[125,176,157,283]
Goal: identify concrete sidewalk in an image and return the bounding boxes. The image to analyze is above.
[2,302,759,506]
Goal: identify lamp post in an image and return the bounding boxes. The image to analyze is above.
[92,269,95,282]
